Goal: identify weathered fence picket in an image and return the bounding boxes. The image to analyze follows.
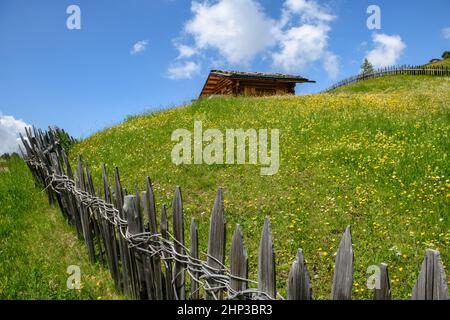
[287,249,312,300]
[124,195,147,299]
[411,249,448,300]
[63,150,83,239]
[172,187,185,300]
[76,156,96,263]
[331,226,353,300]
[230,224,248,299]
[160,204,175,300]
[373,263,391,300]
[206,188,226,300]
[190,219,199,300]
[21,126,449,301]
[142,177,163,300]
[85,161,105,265]
[102,164,121,288]
[258,218,276,299]
[114,167,133,296]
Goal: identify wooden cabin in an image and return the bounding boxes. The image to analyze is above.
[199,70,315,98]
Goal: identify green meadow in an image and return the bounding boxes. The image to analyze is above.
[69,74,450,299]
[0,156,122,299]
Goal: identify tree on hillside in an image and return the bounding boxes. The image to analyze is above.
[361,58,374,75]
[442,51,450,59]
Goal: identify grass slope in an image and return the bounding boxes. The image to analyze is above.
[0,157,121,299]
[334,74,450,94]
[426,58,450,68]
[72,75,450,299]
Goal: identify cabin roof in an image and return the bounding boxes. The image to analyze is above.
[210,69,315,82]
[200,69,315,97]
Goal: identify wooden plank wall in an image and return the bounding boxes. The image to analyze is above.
[202,77,297,97]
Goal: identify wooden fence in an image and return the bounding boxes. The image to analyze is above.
[323,64,450,92]
[20,126,449,300]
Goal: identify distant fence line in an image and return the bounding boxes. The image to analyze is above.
[323,64,450,92]
[20,126,449,300]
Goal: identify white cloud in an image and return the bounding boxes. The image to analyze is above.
[185,0,277,65]
[167,61,201,79]
[0,114,29,155]
[271,0,338,77]
[442,27,450,39]
[272,24,330,72]
[175,44,197,59]
[130,40,149,55]
[284,0,335,22]
[170,0,339,79]
[366,33,406,68]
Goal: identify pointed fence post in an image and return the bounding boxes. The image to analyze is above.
[258,217,276,300]
[145,177,158,234]
[411,249,448,300]
[190,219,200,300]
[331,226,353,300]
[142,177,163,300]
[373,263,391,300]
[206,188,226,300]
[57,150,77,226]
[114,167,133,297]
[101,164,120,288]
[230,224,248,300]
[287,249,312,300]
[172,186,185,300]
[85,161,105,265]
[124,195,147,299]
[161,204,175,300]
[76,156,96,263]
[141,190,156,300]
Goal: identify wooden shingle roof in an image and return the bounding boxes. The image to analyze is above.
[200,69,315,97]
[210,69,315,82]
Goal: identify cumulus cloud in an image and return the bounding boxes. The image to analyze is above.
[272,0,337,77]
[283,0,335,22]
[0,114,29,155]
[272,24,330,72]
[442,27,450,39]
[167,61,201,79]
[366,33,406,68]
[185,0,277,65]
[175,44,197,59]
[169,0,339,79]
[271,0,338,77]
[130,40,149,55]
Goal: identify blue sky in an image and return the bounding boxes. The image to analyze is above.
[0,0,449,151]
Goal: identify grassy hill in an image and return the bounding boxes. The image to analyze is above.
[333,74,450,94]
[426,58,450,68]
[0,157,122,299]
[71,75,450,299]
